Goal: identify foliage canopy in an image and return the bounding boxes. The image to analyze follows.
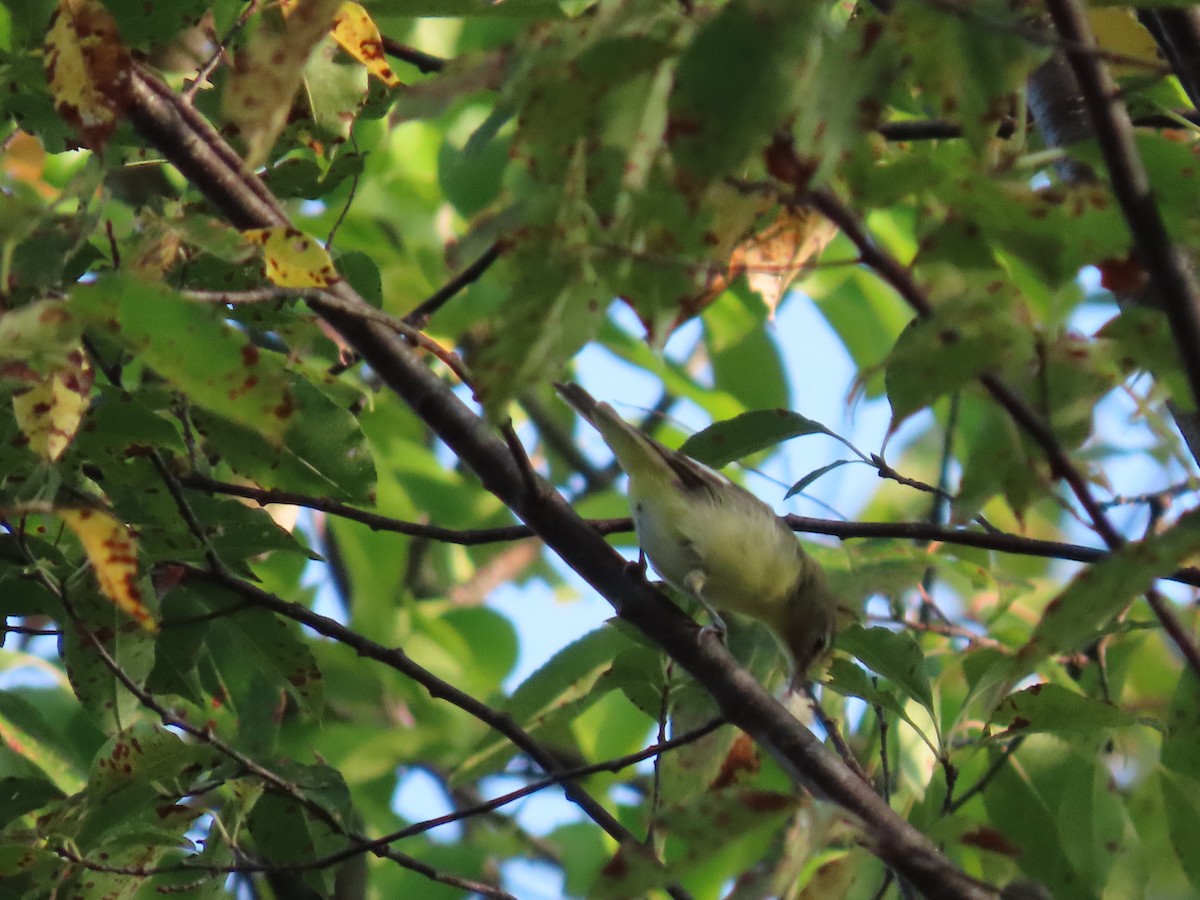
[1,0,1200,898]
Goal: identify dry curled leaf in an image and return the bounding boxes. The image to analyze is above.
[43,0,132,152]
[731,206,837,319]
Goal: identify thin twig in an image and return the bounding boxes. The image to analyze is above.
[380,37,447,74]
[946,738,1024,814]
[404,240,505,328]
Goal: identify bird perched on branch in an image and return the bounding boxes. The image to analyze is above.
[555,381,838,688]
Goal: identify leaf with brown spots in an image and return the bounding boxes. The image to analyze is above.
[59,506,155,632]
[329,2,401,87]
[11,345,93,461]
[43,0,132,152]
[223,0,344,168]
[68,275,296,443]
[243,226,341,288]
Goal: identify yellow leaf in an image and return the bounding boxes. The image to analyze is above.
[223,0,343,167]
[59,508,156,632]
[11,346,93,461]
[330,2,401,87]
[43,0,132,152]
[243,226,341,288]
[1089,8,1161,80]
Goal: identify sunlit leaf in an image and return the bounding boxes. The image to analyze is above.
[225,0,343,167]
[329,2,400,87]
[243,227,341,288]
[11,346,92,461]
[58,507,154,632]
[43,0,131,151]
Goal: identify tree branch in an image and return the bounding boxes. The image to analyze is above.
[1046,0,1200,416]
[124,66,994,900]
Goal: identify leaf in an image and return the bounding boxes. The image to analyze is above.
[58,507,155,632]
[591,790,797,899]
[786,459,857,499]
[454,626,627,784]
[1159,767,1200,896]
[329,2,400,87]
[1161,669,1200,781]
[836,624,934,716]
[191,374,376,503]
[731,208,837,318]
[11,346,93,461]
[1020,508,1200,668]
[43,0,132,151]
[669,3,821,178]
[69,276,298,443]
[885,290,1033,428]
[0,300,84,371]
[891,0,1048,150]
[680,409,859,469]
[224,0,344,167]
[247,762,351,896]
[243,227,341,288]
[990,683,1137,737]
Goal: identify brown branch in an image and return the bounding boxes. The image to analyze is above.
[1046,0,1200,417]
[57,717,724,881]
[179,472,1200,587]
[125,65,993,900]
[404,240,505,328]
[380,36,447,74]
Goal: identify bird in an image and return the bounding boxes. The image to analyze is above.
[555,381,838,687]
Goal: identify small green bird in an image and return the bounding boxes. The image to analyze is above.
[555,382,838,687]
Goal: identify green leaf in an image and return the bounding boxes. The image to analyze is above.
[592,790,797,899]
[836,625,934,717]
[891,0,1049,150]
[785,459,858,499]
[454,626,627,784]
[680,409,860,469]
[69,276,298,442]
[990,683,1138,737]
[885,290,1033,428]
[61,592,157,734]
[192,373,376,503]
[247,763,351,896]
[0,776,65,827]
[1159,767,1200,896]
[1023,508,1200,666]
[1162,669,1200,781]
[669,3,821,177]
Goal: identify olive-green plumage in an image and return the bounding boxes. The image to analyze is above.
[556,382,837,686]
